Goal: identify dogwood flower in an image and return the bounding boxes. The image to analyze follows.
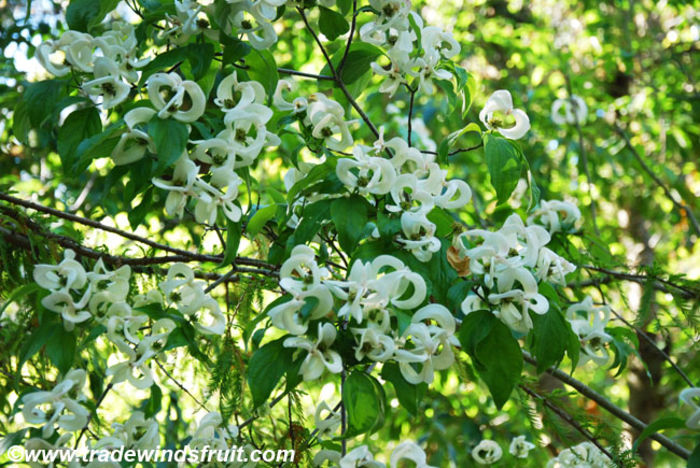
[314,401,342,439]
[306,94,354,151]
[487,267,549,333]
[226,7,277,49]
[111,107,157,165]
[397,211,441,262]
[34,250,87,293]
[83,57,131,109]
[551,95,588,125]
[146,72,206,122]
[566,297,612,365]
[214,71,266,112]
[471,440,503,465]
[390,441,436,468]
[480,90,531,140]
[284,322,343,381]
[679,388,700,430]
[546,442,610,467]
[189,411,239,452]
[337,146,397,195]
[273,79,308,113]
[339,446,384,468]
[509,436,536,458]
[152,154,199,219]
[110,411,160,449]
[527,199,582,234]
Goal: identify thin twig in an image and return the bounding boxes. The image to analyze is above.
[614,124,700,239]
[74,383,113,448]
[520,384,615,461]
[155,358,209,411]
[523,351,691,460]
[0,193,276,270]
[337,0,358,73]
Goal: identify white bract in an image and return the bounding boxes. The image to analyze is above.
[480,90,531,140]
[551,95,588,125]
[566,297,612,365]
[284,322,343,381]
[546,441,611,467]
[509,435,536,458]
[679,388,700,429]
[471,440,503,465]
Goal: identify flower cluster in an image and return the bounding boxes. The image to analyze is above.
[545,441,611,467]
[456,212,577,333]
[566,297,612,365]
[269,245,457,384]
[37,22,148,108]
[274,81,356,151]
[143,72,278,224]
[33,253,224,390]
[471,436,536,465]
[527,199,582,234]
[336,135,472,261]
[21,369,89,439]
[362,0,460,95]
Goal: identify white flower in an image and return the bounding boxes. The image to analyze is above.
[189,411,238,452]
[337,146,397,195]
[339,445,384,468]
[679,388,700,430]
[488,267,549,334]
[397,211,441,262]
[214,71,266,112]
[306,94,354,151]
[536,247,576,286]
[390,441,435,468]
[34,250,87,293]
[83,57,131,109]
[314,401,341,439]
[146,72,206,122]
[471,440,502,465]
[226,7,277,49]
[152,154,199,219]
[394,305,457,384]
[159,263,206,315]
[36,40,70,76]
[527,199,581,234]
[421,27,460,63]
[566,297,612,365]
[546,441,610,467]
[551,95,587,125]
[273,79,308,112]
[283,322,343,381]
[509,436,536,458]
[61,31,96,72]
[479,90,531,140]
[22,370,88,438]
[111,107,157,165]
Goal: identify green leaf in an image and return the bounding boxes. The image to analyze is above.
[319,6,349,41]
[689,442,700,468]
[426,207,455,237]
[322,43,383,84]
[57,107,102,170]
[18,315,58,370]
[246,205,278,237]
[74,122,123,172]
[183,42,216,81]
[23,80,63,127]
[138,47,189,86]
[66,0,120,32]
[294,199,332,245]
[380,362,426,415]
[220,219,242,268]
[287,159,337,202]
[631,416,686,453]
[139,384,163,418]
[343,371,386,437]
[221,34,251,64]
[530,308,570,373]
[147,118,189,175]
[245,49,279,98]
[459,310,522,409]
[484,134,523,204]
[46,327,76,375]
[331,195,370,253]
[337,0,352,15]
[247,338,294,408]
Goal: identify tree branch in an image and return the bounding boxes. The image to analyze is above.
[523,351,691,460]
